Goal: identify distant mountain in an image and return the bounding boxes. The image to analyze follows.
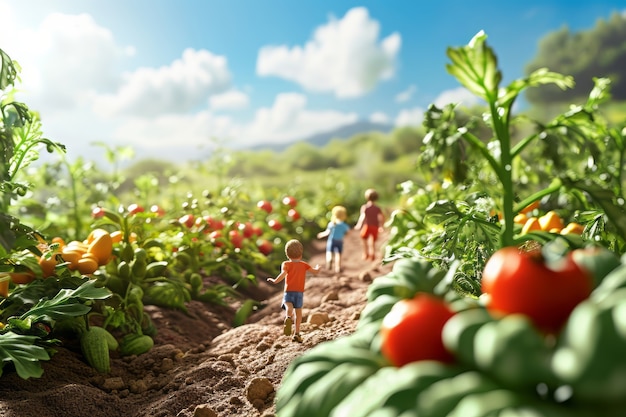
[250,120,394,151]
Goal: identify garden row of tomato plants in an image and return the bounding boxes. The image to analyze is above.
[1,45,342,378]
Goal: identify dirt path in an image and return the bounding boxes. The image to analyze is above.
[0,230,393,417]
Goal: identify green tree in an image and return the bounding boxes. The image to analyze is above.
[525,12,626,111]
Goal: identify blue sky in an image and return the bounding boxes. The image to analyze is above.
[1,1,624,164]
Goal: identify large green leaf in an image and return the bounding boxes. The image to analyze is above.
[0,332,50,379]
[18,279,111,323]
[445,31,501,102]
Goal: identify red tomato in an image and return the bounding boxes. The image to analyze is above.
[228,230,243,249]
[209,230,224,247]
[238,222,254,238]
[127,203,145,215]
[282,196,297,208]
[179,214,195,228]
[91,206,105,219]
[287,208,300,221]
[268,219,282,231]
[257,200,273,213]
[257,239,273,255]
[481,246,592,333]
[212,218,225,230]
[380,293,455,367]
[252,224,264,237]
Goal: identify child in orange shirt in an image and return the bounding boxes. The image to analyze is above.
[355,188,385,261]
[267,239,321,342]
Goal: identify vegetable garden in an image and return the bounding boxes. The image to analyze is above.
[2,29,626,417]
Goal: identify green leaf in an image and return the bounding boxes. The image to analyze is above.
[19,280,111,323]
[498,68,574,109]
[446,30,501,102]
[143,280,189,312]
[563,178,626,241]
[0,332,50,379]
[233,299,259,327]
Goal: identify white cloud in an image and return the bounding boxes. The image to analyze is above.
[369,112,390,124]
[104,92,359,158]
[0,5,387,163]
[109,111,237,155]
[94,48,232,117]
[433,87,480,108]
[395,84,416,103]
[7,12,129,111]
[243,93,358,143]
[210,90,250,111]
[395,107,425,127]
[256,7,401,98]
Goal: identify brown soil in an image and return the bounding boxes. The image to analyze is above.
[0,231,393,417]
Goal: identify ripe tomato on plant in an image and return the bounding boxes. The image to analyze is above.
[268,219,282,231]
[257,239,273,255]
[380,293,455,367]
[287,208,300,221]
[228,230,243,249]
[282,195,297,208]
[252,224,264,237]
[257,200,273,214]
[91,206,105,219]
[238,222,255,238]
[127,203,145,215]
[481,246,592,334]
[209,230,224,247]
[179,214,195,228]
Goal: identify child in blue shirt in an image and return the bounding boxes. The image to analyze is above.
[317,205,350,273]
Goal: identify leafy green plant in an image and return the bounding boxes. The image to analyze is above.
[0,48,65,242]
[0,279,110,379]
[387,31,626,290]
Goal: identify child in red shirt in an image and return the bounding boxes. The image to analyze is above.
[267,239,320,342]
[355,188,385,261]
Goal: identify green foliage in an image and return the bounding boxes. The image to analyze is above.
[387,31,626,293]
[0,279,110,379]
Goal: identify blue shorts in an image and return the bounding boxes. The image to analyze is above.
[282,291,304,309]
[326,239,344,253]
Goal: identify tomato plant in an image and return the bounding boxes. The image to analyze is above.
[386,30,626,293]
[481,246,592,333]
[380,293,455,367]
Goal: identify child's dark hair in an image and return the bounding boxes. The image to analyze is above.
[365,188,379,202]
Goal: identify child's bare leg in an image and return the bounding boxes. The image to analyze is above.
[284,302,294,319]
[368,237,377,260]
[361,238,370,260]
[334,252,342,273]
[283,302,294,335]
[294,308,302,335]
[325,251,333,270]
